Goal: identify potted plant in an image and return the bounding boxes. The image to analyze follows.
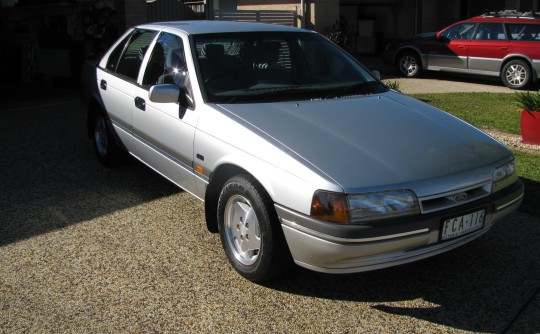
[514,91,540,145]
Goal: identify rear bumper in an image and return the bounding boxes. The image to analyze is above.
[276,180,524,273]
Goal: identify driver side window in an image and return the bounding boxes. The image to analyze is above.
[441,23,476,40]
[142,32,189,89]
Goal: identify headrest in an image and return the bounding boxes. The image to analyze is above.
[204,44,225,59]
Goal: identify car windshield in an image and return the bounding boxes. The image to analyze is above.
[192,31,384,103]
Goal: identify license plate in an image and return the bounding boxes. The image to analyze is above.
[441,209,485,241]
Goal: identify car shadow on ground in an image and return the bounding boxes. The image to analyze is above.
[0,97,181,247]
[268,201,540,333]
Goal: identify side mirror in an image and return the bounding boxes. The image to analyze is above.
[436,32,449,43]
[371,70,381,81]
[149,84,180,103]
[149,84,195,110]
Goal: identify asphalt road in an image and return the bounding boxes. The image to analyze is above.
[1,91,539,333]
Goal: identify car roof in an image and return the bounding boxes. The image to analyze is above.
[465,14,540,24]
[137,20,309,35]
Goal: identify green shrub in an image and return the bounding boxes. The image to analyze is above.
[514,91,540,111]
[383,80,401,91]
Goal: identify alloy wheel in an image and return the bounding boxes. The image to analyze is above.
[505,64,527,87]
[223,194,261,266]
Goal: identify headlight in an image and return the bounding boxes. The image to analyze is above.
[493,160,518,193]
[310,190,420,224]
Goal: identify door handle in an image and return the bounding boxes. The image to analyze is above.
[458,45,466,49]
[134,97,146,111]
[100,79,107,90]
[501,47,509,51]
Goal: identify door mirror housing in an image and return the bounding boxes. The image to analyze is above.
[149,84,180,103]
[149,84,195,109]
[436,32,450,43]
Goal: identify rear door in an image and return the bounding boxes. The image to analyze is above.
[97,29,158,151]
[508,23,540,75]
[468,22,510,74]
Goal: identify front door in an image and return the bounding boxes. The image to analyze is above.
[427,22,475,70]
[132,32,200,195]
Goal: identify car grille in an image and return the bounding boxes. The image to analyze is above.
[419,180,492,214]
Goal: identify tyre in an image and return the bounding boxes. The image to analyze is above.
[93,111,122,167]
[217,174,291,283]
[397,52,422,78]
[501,60,532,89]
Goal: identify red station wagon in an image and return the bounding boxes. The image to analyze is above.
[383,11,540,89]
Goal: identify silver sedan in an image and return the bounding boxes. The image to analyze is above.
[81,21,524,283]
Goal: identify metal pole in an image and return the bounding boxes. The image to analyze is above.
[301,0,305,28]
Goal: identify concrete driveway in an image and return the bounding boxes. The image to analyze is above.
[360,55,540,94]
[1,91,539,333]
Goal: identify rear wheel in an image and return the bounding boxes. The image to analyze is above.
[217,174,291,283]
[397,52,422,78]
[501,60,532,89]
[93,111,122,167]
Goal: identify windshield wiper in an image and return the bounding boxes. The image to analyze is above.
[220,86,327,103]
[216,83,384,104]
[324,81,385,99]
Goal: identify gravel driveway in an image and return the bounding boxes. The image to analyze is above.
[1,90,539,333]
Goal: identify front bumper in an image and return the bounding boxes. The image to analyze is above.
[276,180,524,273]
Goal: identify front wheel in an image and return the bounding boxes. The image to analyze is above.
[397,52,422,78]
[501,60,532,89]
[217,174,291,283]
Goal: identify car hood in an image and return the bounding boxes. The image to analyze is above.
[413,31,436,39]
[217,92,510,191]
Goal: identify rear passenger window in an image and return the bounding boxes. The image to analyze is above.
[507,24,540,41]
[106,32,133,72]
[115,29,158,80]
[473,23,506,40]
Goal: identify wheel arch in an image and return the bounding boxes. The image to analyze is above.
[500,55,537,82]
[395,46,425,69]
[204,164,274,233]
[87,97,127,152]
[86,98,103,139]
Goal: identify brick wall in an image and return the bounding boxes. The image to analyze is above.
[313,0,339,32]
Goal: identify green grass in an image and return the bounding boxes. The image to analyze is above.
[513,151,540,217]
[410,92,540,216]
[411,92,522,134]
